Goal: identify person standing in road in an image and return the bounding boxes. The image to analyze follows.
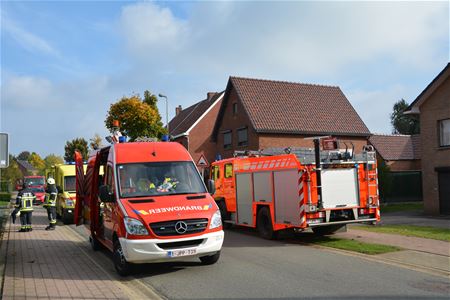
[44,177,58,230]
[15,183,35,232]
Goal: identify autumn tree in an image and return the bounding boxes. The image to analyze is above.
[64,138,88,163]
[89,133,103,151]
[17,151,31,161]
[43,154,64,171]
[105,91,166,141]
[28,152,45,173]
[390,99,420,135]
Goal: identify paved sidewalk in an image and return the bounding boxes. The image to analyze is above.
[0,206,157,300]
[333,221,450,277]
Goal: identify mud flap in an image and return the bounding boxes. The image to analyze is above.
[74,151,85,226]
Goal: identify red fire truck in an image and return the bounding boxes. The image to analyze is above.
[211,139,380,239]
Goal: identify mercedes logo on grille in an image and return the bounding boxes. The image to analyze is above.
[175,221,188,234]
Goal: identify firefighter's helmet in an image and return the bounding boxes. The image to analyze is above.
[47,178,55,185]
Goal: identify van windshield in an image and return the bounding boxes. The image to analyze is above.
[117,161,207,198]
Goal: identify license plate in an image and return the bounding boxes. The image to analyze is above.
[167,249,197,257]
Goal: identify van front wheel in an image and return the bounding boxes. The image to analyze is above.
[113,241,132,276]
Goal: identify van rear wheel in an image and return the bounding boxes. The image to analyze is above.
[257,207,277,240]
[199,251,220,265]
[113,241,132,276]
[90,235,101,251]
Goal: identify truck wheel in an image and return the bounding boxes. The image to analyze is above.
[217,201,232,229]
[89,235,101,251]
[113,241,132,276]
[199,251,220,265]
[312,225,346,236]
[257,207,277,240]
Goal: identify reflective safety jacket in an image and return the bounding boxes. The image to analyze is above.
[16,192,34,212]
[44,184,58,207]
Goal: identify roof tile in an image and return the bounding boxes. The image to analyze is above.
[230,77,370,136]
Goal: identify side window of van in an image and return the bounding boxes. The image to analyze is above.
[106,165,115,194]
[225,164,233,178]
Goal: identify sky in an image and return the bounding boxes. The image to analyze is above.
[1,0,448,158]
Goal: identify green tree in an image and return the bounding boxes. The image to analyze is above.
[64,138,88,163]
[0,155,22,190]
[89,133,103,151]
[390,99,420,134]
[28,152,45,174]
[17,151,30,161]
[105,91,166,141]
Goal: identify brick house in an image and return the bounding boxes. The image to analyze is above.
[405,63,450,215]
[169,92,224,168]
[211,77,371,158]
[369,134,421,172]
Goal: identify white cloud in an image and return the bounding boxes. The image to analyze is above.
[2,15,59,56]
[119,2,188,57]
[118,1,448,76]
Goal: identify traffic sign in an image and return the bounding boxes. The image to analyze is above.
[0,133,9,168]
[196,154,209,168]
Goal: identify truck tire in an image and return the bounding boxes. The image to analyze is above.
[312,225,346,236]
[257,207,277,240]
[199,251,221,265]
[90,235,101,251]
[217,201,232,229]
[113,241,132,276]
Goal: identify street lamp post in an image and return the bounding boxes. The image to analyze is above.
[158,93,169,138]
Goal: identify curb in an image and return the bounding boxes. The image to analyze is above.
[306,242,450,278]
[0,207,12,297]
[66,224,165,300]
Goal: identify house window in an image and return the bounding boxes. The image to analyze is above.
[439,119,450,147]
[237,127,248,146]
[223,130,232,149]
[225,163,233,178]
[233,103,238,115]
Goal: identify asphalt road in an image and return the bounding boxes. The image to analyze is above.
[70,225,449,300]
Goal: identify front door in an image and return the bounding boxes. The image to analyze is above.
[438,171,450,215]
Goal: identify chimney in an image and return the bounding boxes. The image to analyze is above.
[175,105,182,116]
[207,92,217,101]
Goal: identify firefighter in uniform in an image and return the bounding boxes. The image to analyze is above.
[15,183,35,232]
[44,177,58,230]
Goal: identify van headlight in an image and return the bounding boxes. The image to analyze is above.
[209,210,222,229]
[124,217,149,235]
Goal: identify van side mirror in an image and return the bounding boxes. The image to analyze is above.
[207,179,216,195]
[99,185,115,202]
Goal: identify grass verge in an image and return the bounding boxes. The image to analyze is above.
[309,237,401,255]
[354,225,450,242]
[380,202,423,213]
